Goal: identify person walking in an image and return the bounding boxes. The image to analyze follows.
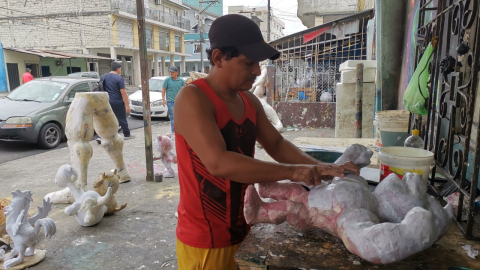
[173,14,358,269]
[96,62,134,144]
[22,68,34,84]
[162,66,185,134]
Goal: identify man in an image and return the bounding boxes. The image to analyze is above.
[174,14,359,269]
[22,68,34,84]
[162,66,185,134]
[96,62,134,143]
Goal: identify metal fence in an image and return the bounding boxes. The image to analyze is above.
[111,0,191,31]
[271,12,372,103]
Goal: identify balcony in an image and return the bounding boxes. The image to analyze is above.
[111,0,191,31]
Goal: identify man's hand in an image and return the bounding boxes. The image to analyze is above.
[125,105,130,115]
[162,100,166,107]
[290,162,360,186]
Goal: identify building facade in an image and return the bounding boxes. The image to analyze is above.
[0,0,191,85]
[173,0,223,74]
[228,6,285,42]
[297,0,375,27]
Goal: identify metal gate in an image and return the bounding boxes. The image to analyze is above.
[6,63,19,90]
[415,0,480,239]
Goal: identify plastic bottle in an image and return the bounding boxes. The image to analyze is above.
[404,129,424,148]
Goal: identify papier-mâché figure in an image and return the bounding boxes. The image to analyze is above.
[55,165,113,226]
[153,134,177,178]
[45,92,131,204]
[244,144,453,264]
[93,170,127,215]
[2,190,56,269]
[249,63,284,132]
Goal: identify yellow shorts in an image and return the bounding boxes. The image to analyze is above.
[176,238,241,270]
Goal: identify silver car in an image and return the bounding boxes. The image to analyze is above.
[0,77,98,149]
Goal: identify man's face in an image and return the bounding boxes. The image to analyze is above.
[170,71,178,78]
[220,54,261,91]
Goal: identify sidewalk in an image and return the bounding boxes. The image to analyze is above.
[0,123,332,270]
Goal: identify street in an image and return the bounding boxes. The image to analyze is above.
[0,116,168,164]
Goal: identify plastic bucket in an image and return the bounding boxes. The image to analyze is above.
[374,110,410,149]
[378,147,434,181]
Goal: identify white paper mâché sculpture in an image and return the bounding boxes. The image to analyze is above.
[250,63,283,132]
[244,144,453,264]
[55,165,113,227]
[153,134,177,178]
[2,190,56,269]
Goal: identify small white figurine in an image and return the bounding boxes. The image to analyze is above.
[3,190,56,269]
[55,165,113,227]
[154,134,178,178]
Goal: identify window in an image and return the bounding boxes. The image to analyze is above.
[68,83,91,99]
[193,44,200,54]
[175,35,181,52]
[165,7,170,14]
[159,31,169,51]
[146,27,153,49]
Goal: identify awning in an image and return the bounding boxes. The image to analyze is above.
[3,48,112,60]
[4,48,70,58]
[303,26,331,44]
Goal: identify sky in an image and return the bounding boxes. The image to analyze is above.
[222,0,308,37]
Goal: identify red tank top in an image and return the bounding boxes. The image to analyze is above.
[175,78,257,248]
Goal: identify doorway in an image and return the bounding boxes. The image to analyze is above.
[25,63,39,77]
[6,63,20,90]
[41,66,51,77]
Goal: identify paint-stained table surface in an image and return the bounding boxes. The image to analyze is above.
[235,222,480,270]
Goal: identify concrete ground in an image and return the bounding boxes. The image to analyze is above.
[0,122,333,270]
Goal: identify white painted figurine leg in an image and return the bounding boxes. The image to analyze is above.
[162,159,175,178]
[44,187,75,204]
[3,248,24,269]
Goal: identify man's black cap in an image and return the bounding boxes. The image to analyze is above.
[209,14,280,62]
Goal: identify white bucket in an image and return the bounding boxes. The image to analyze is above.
[378,146,435,181]
[374,110,410,149]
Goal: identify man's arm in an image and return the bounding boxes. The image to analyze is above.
[245,91,356,170]
[174,85,353,185]
[121,89,130,114]
[118,77,130,114]
[162,87,167,106]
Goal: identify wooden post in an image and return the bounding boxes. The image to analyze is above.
[355,63,363,138]
[136,0,154,181]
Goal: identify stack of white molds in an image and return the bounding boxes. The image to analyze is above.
[335,60,376,138]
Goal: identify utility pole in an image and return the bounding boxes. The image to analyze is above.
[199,1,204,73]
[198,0,218,73]
[135,0,154,182]
[267,0,271,42]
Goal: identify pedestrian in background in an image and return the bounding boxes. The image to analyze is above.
[162,66,185,134]
[96,62,134,144]
[22,68,34,84]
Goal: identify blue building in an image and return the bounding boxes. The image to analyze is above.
[166,0,223,74]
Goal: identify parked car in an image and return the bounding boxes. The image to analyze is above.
[0,77,98,149]
[129,76,169,119]
[68,72,100,79]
